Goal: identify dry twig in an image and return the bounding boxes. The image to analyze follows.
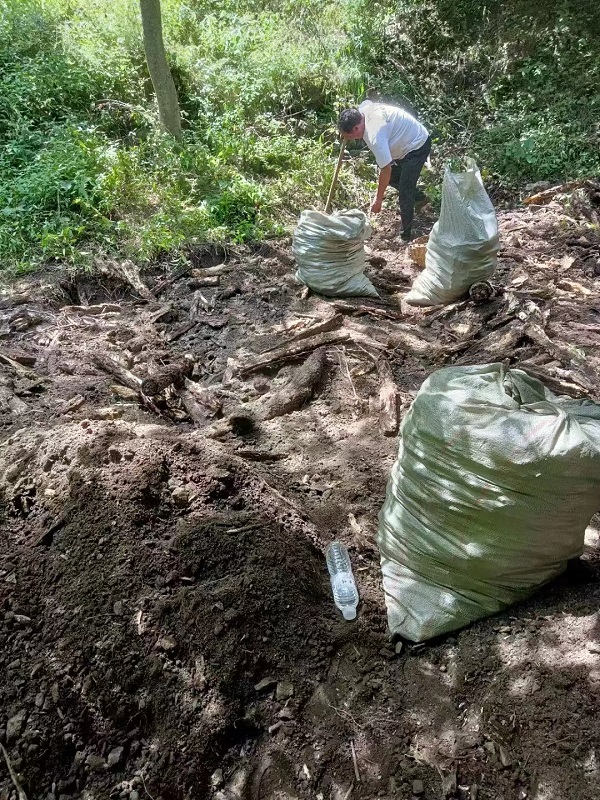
[0,742,28,800]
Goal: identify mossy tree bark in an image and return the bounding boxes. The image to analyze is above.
[139,0,182,139]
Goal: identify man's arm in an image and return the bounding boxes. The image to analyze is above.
[370,163,392,213]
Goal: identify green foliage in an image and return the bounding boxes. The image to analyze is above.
[0,0,362,273]
[345,0,600,187]
[1,0,599,274]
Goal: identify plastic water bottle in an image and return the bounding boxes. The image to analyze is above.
[326,542,359,620]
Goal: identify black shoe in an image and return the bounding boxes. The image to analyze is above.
[400,229,412,242]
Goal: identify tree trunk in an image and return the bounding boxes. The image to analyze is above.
[139,0,182,139]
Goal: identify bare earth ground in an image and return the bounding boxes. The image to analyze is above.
[1,185,600,800]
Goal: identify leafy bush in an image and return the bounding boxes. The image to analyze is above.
[1,0,599,274]
[345,0,600,187]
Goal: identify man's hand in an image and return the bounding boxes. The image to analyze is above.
[370,199,382,214]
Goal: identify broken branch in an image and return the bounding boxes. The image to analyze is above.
[91,353,142,392]
[237,330,350,377]
[206,349,327,437]
[377,356,400,436]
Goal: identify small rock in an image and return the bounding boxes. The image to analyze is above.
[254,677,277,692]
[171,486,190,506]
[412,779,425,795]
[276,681,294,701]
[587,642,600,654]
[73,751,86,767]
[379,648,396,660]
[394,641,404,655]
[155,635,177,652]
[440,664,447,673]
[85,754,106,772]
[107,746,124,769]
[278,707,295,721]
[113,601,124,616]
[51,683,60,703]
[6,709,27,741]
[498,744,512,767]
[14,614,32,626]
[210,768,224,789]
[268,721,283,735]
[35,692,45,708]
[129,792,140,800]
[484,741,496,756]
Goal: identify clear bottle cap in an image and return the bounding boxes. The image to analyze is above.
[341,606,357,621]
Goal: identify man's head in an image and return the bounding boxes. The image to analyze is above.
[338,108,365,140]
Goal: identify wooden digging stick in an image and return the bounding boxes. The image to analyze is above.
[324,141,346,214]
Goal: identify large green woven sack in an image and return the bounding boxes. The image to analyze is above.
[292,209,379,298]
[377,363,600,642]
[405,159,499,306]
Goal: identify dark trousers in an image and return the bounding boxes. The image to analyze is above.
[389,136,431,235]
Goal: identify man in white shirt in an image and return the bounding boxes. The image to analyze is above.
[338,100,431,241]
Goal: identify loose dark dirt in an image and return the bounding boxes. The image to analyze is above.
[1,188,600,800]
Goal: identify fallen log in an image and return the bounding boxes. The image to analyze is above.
[188,275,220,289]
[140,361,192,396]
[253,347,327,421]
[522,180,584,206]
[0,347,36,367]
[192,264,234,277]
[237,330,350,377]
[518,363,590,399]
[524,323,599,393]
[168,321,198,342]
[91,353,142,391]
[344,318,440,358]
[61,303,122,315]
[206,348,327,437]
[331,301,404,321]
[263,313,343,350]
[455,324,525,365]
[377,357,400,436]
[419,300,469,326]
[525,323,590,371]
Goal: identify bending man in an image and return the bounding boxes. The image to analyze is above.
[338,100,431,241]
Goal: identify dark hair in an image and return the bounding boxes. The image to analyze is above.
[338,108,362,133]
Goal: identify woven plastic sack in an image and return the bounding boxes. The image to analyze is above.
[405,158,499,306]
[292,209,379,298]
[377,363,600,642]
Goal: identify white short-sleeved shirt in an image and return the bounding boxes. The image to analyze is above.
[358,100,429,169]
